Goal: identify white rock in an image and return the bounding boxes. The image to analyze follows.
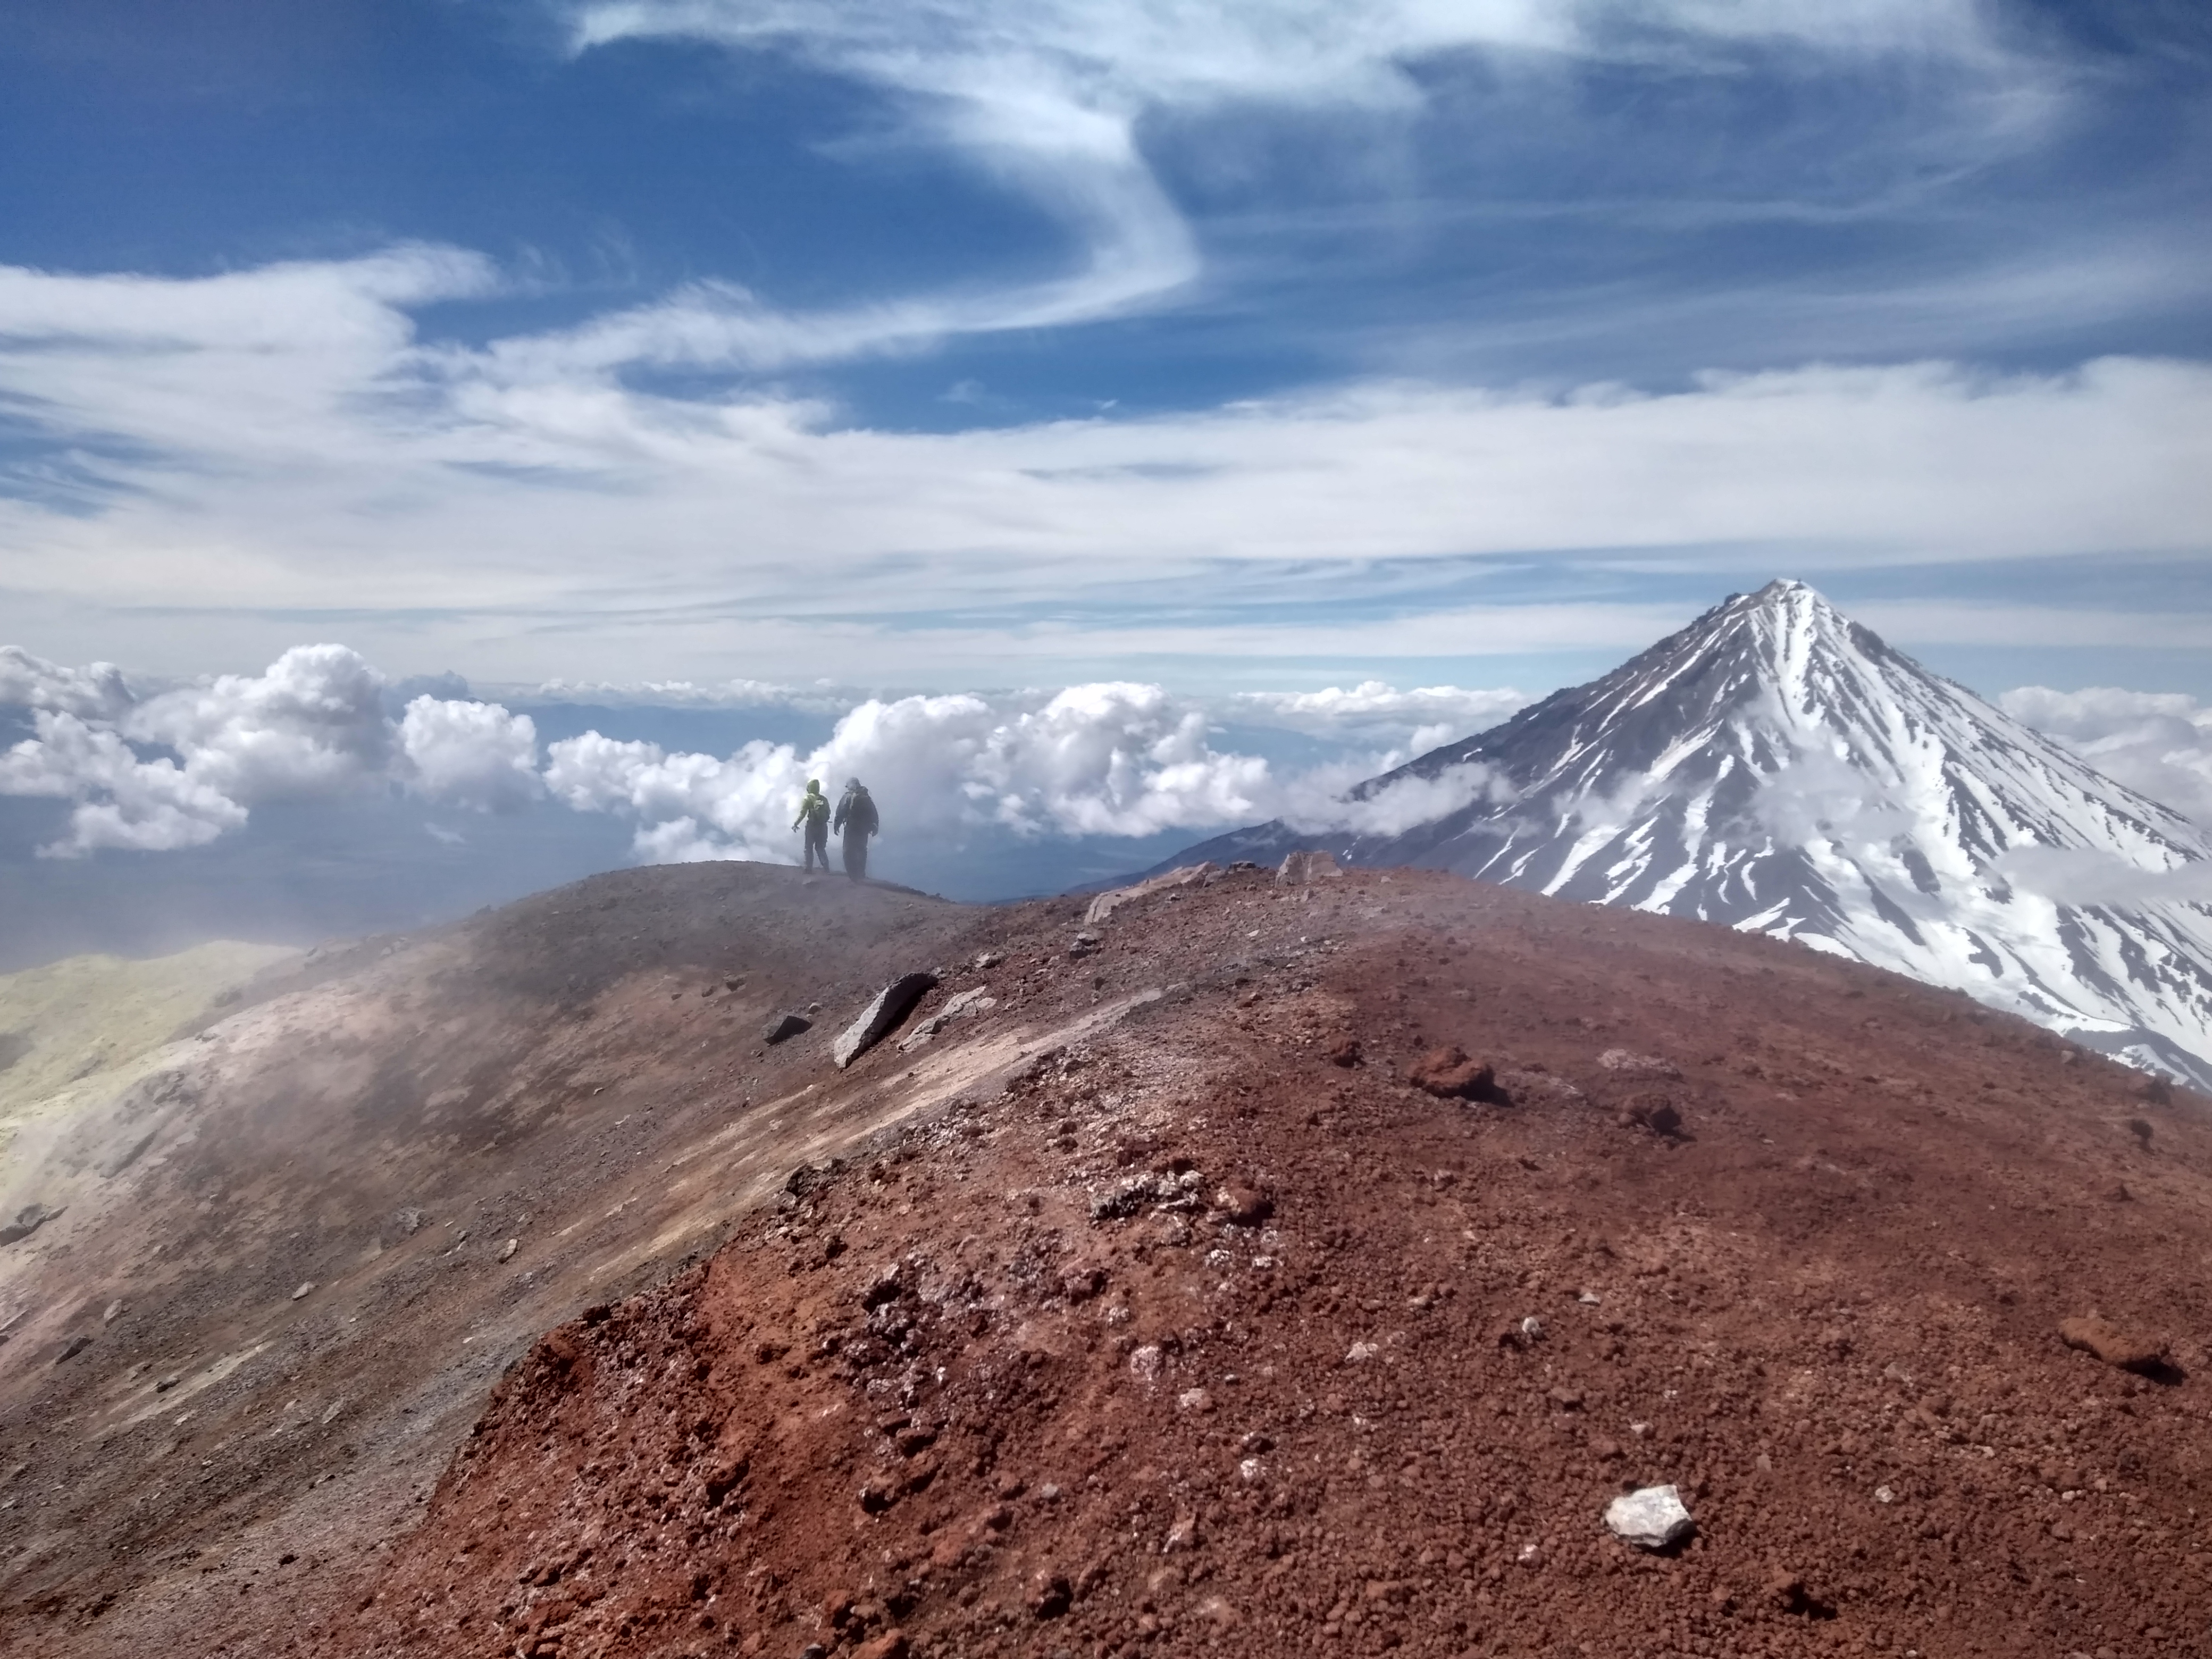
[498,1237,518,1263]
[1604,1484,1694,1549]
[939,985,991,1021]
[1274,850,1342,886]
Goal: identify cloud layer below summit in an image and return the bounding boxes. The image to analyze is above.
[0,643,1521,861]
[10,633,2211,883]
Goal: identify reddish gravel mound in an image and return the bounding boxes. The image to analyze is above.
[324,868,2212,1659]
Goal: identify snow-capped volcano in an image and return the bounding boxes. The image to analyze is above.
[1183,580,2212,1086]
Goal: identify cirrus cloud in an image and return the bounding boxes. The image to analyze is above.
[5,238,2209,689]
[554,0,2041,373]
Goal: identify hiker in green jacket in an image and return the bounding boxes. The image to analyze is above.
[832,778,879,882]
[793,778,832,873]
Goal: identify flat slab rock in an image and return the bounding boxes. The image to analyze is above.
[1605,1484,1695,1549]
[898,986,996,1053]
[0,1203,60,1247]
[833,973,940,1069]
[1083,862,1217,926]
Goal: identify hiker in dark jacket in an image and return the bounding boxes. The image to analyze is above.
[832,778,879,882]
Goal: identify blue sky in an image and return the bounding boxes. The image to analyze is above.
[1,0,2207,697]
[3,2,2212,958]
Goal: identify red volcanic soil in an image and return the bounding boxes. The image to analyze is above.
[319,866,2212,1659]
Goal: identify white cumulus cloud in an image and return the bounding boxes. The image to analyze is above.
[1229,682,1527,749]
[398,696,542,814]
[1326,763,1515,839]
[2001,685,2212,828]
[541,677,1518,864]
[0,643,551,856]
[0,710,248,854]
[0,646,134,722]
[123,644,396,805]
[1997,845,2212,909]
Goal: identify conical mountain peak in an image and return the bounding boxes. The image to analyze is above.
[1174,583,2212,1086]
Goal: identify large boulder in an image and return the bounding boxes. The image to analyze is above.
[833,974,940,1069]
[1275,850,1342,886]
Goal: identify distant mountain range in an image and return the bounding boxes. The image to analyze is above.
[1169,580,2212,1087]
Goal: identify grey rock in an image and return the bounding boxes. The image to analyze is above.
[0,1203,59,1247]
[832,973,939,1068]
[763,1011,812,1044]
[1604,1484,1694,1549]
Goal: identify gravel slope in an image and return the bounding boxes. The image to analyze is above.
[304,863,2212,1659]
